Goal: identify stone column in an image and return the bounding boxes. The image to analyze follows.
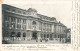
[55,34,57,40]
[46,34,47,38]
[15,18,17,29]
[9,17,11,29]
[26,20,28,30]
[52,34,53,40]
[49,34,50,40]
[37,21,39,30]
[26,20,27,30]
[53,34,55,40]
[26,31,31,40]
[42,34,44,39]
[21,32,23,40]
[27,20,29,30]
[37,32,41,42]
[21,19,23,30]
[30,31,32,40]
[30,20,32,30]
[25,31,27,40]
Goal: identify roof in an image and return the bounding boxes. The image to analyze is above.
[2,4,67,27]
[27,8,37,12]
[57,21,66,27]
[37,14,56,21]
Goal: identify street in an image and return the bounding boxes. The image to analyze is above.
[3,40,66,44]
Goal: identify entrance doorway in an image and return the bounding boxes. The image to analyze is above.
[32,32,37,39]
[10,32,15,37]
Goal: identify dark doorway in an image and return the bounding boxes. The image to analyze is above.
[32,32,37,39]
[17,32,21,37]
[23,32,26,37]
[10,32,15,41]
[10,32,15,37]
[23,32,26,40]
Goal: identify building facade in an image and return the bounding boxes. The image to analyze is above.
[2,4,68,42]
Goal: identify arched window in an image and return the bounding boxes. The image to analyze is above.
[32,21,36,25]
[23,32,26,37]
[17,32,21,37]
[10,32,15,37]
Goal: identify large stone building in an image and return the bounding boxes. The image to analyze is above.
[2,4,68,42]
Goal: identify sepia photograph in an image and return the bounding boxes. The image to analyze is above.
[2,3,71,44]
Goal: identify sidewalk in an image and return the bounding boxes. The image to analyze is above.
[3,40,61,44]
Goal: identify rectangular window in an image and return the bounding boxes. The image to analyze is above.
[6,22,9,27]
[17,19,19,23]
[17,19,21,23]
[28,20,31,29]
[13,24,15,28]
[41,34,43,38]
[23,12,26,14]
[55,34,56,38]
[18,10,21,13]
[12,9,15,12]
[6,7,10,10]
[24,25,26,30]
[47,34,49,38]
[44,34,46,38]
[50,25,52,32]
[5,16,9,21]
[23,19,26,24]
[17,24,21,29]
[58,35,60,38]
[17,24,19,29]
[11,17,13,22]
[22,25,26,30]
[50,34,52,38]
[11,17,15,22]
[19,25,21,29]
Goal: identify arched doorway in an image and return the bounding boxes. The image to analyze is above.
[10,32,15,41]
[23,32,26,40]
[16,32,21,40]
[23,32,26,37]
[32,32,37,39]
[32,21,36,25]
[44,34,46,39]
[50,34,52,38]
[10,32,15,37]
[17,32,21,37]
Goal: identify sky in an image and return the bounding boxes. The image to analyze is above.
[4,0,72,28]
